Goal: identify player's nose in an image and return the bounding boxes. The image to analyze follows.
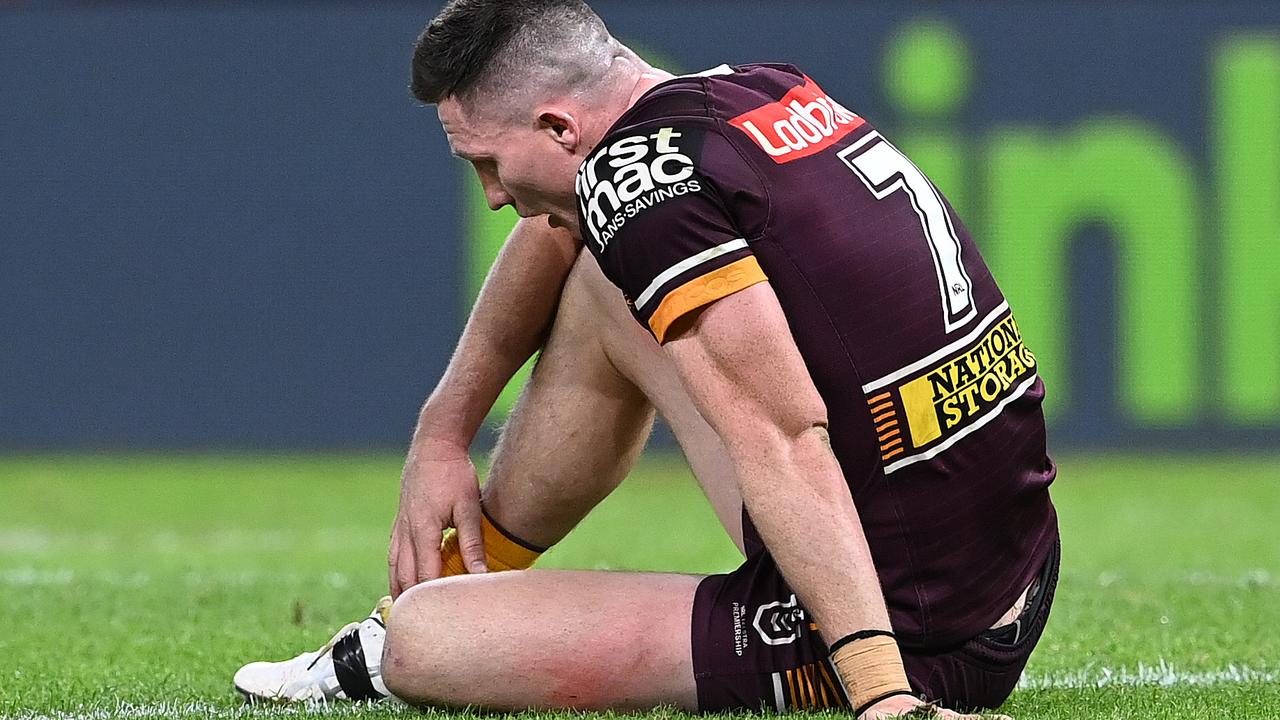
[482,183,514,212]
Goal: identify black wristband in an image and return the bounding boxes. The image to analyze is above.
[855,689,917,717]
[829,629,897,655]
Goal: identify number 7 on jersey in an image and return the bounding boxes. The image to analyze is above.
[838,132,977,333]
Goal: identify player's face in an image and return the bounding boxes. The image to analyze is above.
[438,98,583,234]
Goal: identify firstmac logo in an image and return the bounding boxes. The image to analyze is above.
[729,78,865,163]
[576,128,701,252]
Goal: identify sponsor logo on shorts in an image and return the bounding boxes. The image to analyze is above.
[732,601,749,656]
[753,595,805,646]
[575,127,703,253]
[863,306,1039,474]
[729,78,865,164]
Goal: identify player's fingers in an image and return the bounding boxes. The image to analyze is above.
[453,499,488,574]
[392,533,417,599]
[387,526,402,595]
[415,522,444,583]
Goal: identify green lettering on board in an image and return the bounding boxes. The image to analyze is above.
[1215,36,1280,421]
[882,19,973,220]
[985,121,1201,424]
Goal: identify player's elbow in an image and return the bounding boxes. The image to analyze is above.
[725,407,833,464]
[773,402,831,447]
[724,400,829,452]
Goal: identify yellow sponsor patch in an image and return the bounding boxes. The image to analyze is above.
[866,313,1038,472]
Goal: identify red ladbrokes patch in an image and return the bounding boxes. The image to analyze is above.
[729,78,865,164]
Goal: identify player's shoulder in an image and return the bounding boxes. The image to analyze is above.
[598,62,867,170]
[573,65,809,256]
[608,63,813,134]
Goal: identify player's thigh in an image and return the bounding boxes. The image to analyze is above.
[382,569,701,711]
[571,253,746,552]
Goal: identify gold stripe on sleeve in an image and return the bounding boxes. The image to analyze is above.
[647,256,768,343]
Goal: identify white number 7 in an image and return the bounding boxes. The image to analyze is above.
[838,132,976,333]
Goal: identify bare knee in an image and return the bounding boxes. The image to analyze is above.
[382,578,473,706]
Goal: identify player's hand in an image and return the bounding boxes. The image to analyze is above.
[859,695,1008,720]
[388,439,486,598]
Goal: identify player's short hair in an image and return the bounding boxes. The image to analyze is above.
[411,0,618,109]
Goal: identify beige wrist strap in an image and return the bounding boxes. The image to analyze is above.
[829,631,914,715]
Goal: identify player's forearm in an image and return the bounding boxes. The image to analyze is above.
[410,218,579,453]
[725,424,893,639]
[728,426,916,713]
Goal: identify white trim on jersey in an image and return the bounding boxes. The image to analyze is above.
[690,64,734,77]
[634,238,750,311]
[882,373,1040,474]
[860,300,1011,394]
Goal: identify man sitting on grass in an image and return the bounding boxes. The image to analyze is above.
[235,2,1060,717]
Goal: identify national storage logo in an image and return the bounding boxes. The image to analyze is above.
[864,305,1038,473]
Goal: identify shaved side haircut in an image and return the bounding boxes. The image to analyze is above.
[411,0,625,113]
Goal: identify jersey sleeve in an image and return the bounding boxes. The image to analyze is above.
[576,123,769,343]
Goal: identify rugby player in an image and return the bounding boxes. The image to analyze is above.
[234,1,1059,717]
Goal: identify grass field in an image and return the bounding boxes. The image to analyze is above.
[1,453,1277,719]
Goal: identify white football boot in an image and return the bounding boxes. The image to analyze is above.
[234,597,394,704]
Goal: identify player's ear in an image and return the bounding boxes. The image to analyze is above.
[537,108,581,153]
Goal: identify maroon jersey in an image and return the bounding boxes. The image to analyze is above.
[576,64,1057,649]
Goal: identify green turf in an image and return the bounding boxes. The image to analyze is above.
[1,453,1277,719]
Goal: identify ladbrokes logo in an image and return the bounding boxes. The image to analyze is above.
[865,309,1039,473]
[729,78,866,163]
[576,127,702,253]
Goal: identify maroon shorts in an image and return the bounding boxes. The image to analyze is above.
[690,537,1060,713]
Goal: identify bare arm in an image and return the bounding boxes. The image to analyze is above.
[664,284,978,719]
[409,216,578,449]
[390,217,578,595]
[664,282,892,642]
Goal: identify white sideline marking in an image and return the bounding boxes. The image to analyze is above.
[1087,570,1276,589]
[1020,660,1278,689]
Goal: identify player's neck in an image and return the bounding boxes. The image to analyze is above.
[625,68,676,109]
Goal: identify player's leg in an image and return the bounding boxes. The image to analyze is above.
[477,252,658,550]
[236,251,738,707]
[569,251,748,552]
[234,253,664,704]
[381,258,743,712]
[383,569,701,710]
[482,248,748,553]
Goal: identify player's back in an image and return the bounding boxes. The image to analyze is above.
[577,63,1058,649]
